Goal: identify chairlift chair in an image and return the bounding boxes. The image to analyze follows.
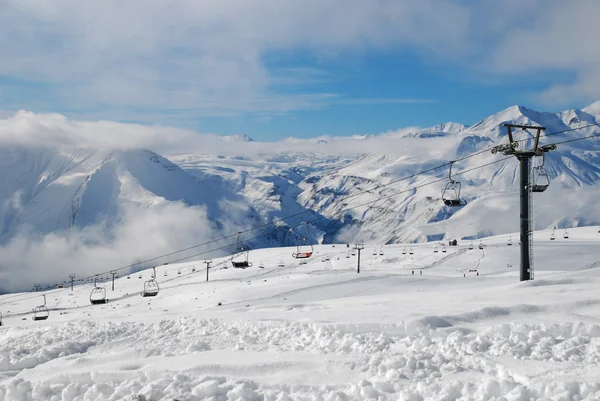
[292,223,314,259]
[90,276,108,305]
[231,232,252,268]
[531,153,550,193]
[478,241,484,250]
[141,268,159,297]
[177,269,181,275]
[402,247,407,255]
[442,161,467,207]
[507,236,512,246]
[127,275,131,279]
[469,241,474,250]
[373,249,377,256]
[434,245,438,253]
[278,261,285,267]
[563,229,569,239]
[409,248,414,255]
[379,248,384,256]
[550,229,556,241]
[32,295,49,321]
[138,273,142,279]
[442,246,447,253]
[259,263,265,269]
[164,271,168,277]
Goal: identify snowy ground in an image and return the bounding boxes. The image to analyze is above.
[2,227,600,400]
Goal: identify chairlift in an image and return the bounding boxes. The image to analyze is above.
[563,229,569,239]
[434,245,438,253]
[373,249,377,256]
[442,161,467,207]
[531,153,550,193]
[231,232,252,268]
[127,275,131,279]
[346,251,350,258]
[550,228,556,241]
[138,273,142,279]
[192,266,196,272]
[90,276,108,305]
[164,271,168,277]
[278,261,285,267]
[469,241,474,250]
[177,269,181,275]
[478,241,484,250]
[409,248,414,255]
[351,250,356,256]
[142,268,159,297]
[32,295,49,321]
[507,236,512,246]
[259,263,265,269]
[379,248,384,256]
[292,223,314,259]
[442,246,447,253]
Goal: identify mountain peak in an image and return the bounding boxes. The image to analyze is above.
[220,134,255,143]
[582,100,600,118]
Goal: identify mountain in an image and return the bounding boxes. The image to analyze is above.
[1,101,600,282]
[220,134,255,143]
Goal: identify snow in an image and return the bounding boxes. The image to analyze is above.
[2,226,600,400]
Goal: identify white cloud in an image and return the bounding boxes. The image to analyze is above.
[0,0,468,118]
[0,201,223,292]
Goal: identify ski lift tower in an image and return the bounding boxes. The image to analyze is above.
[491,124,556,281]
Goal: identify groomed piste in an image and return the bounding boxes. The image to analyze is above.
[2,227,600,400]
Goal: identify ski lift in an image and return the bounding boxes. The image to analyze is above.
[192,266,196,272]
[292,223,314,259]
[550,229,556,240]
[469,241,474,250]
[409,248,414,255]
[402,247,407,255]
[507,236,512,246]
[379,248,384,256]
[442,246,447,253]
[32,295,49,321]
[278,261,285,267]
[138,273,142,279]
[531,153,550,193]
[373,249,377,256]
[231,232,252,268]
[563,229,569,239]
[177,269,181,275]
[442,161,467,207]
[433,245,438,253]
[127,275,131,279]
[141,267,159,297]
[346,251,350,258]
[259,263,265,269]
[164,271,168,277]
[90,276,108,305]
[351,250,356,256]
[478,241,484,250]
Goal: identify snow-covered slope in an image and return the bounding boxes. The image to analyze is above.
[2,227,600,400]
[2,102,600,290]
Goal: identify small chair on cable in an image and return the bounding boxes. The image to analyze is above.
[402,247,407,255]
[442,245,447,253]
[563,229,569,239]
[442,161,467,207]
[531,153,550,193]
[550,229,556,240]
[469,241,474,250]
[292,223,314,259]
[478,241,484,250]
[409,248,414,255]
[141,267,159,297]
[507,236,512,246]
[433,245,438,253]
[32,295,50,321]
[231,232,252,268]
[379,247,384,256]
[90,276,108,305]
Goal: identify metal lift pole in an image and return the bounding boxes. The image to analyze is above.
[69,274,76,291]
[518,156,532,281]
[354,244,364,273]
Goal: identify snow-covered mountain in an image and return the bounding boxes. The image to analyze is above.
[1,101,600,278]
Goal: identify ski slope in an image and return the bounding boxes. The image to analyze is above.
[2,227,600,400]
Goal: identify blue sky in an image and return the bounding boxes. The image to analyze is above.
[1,1,599,141]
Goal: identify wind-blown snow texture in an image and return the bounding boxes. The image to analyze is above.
[2,227,600,400]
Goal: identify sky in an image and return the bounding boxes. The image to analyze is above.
[1,0,600,141]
